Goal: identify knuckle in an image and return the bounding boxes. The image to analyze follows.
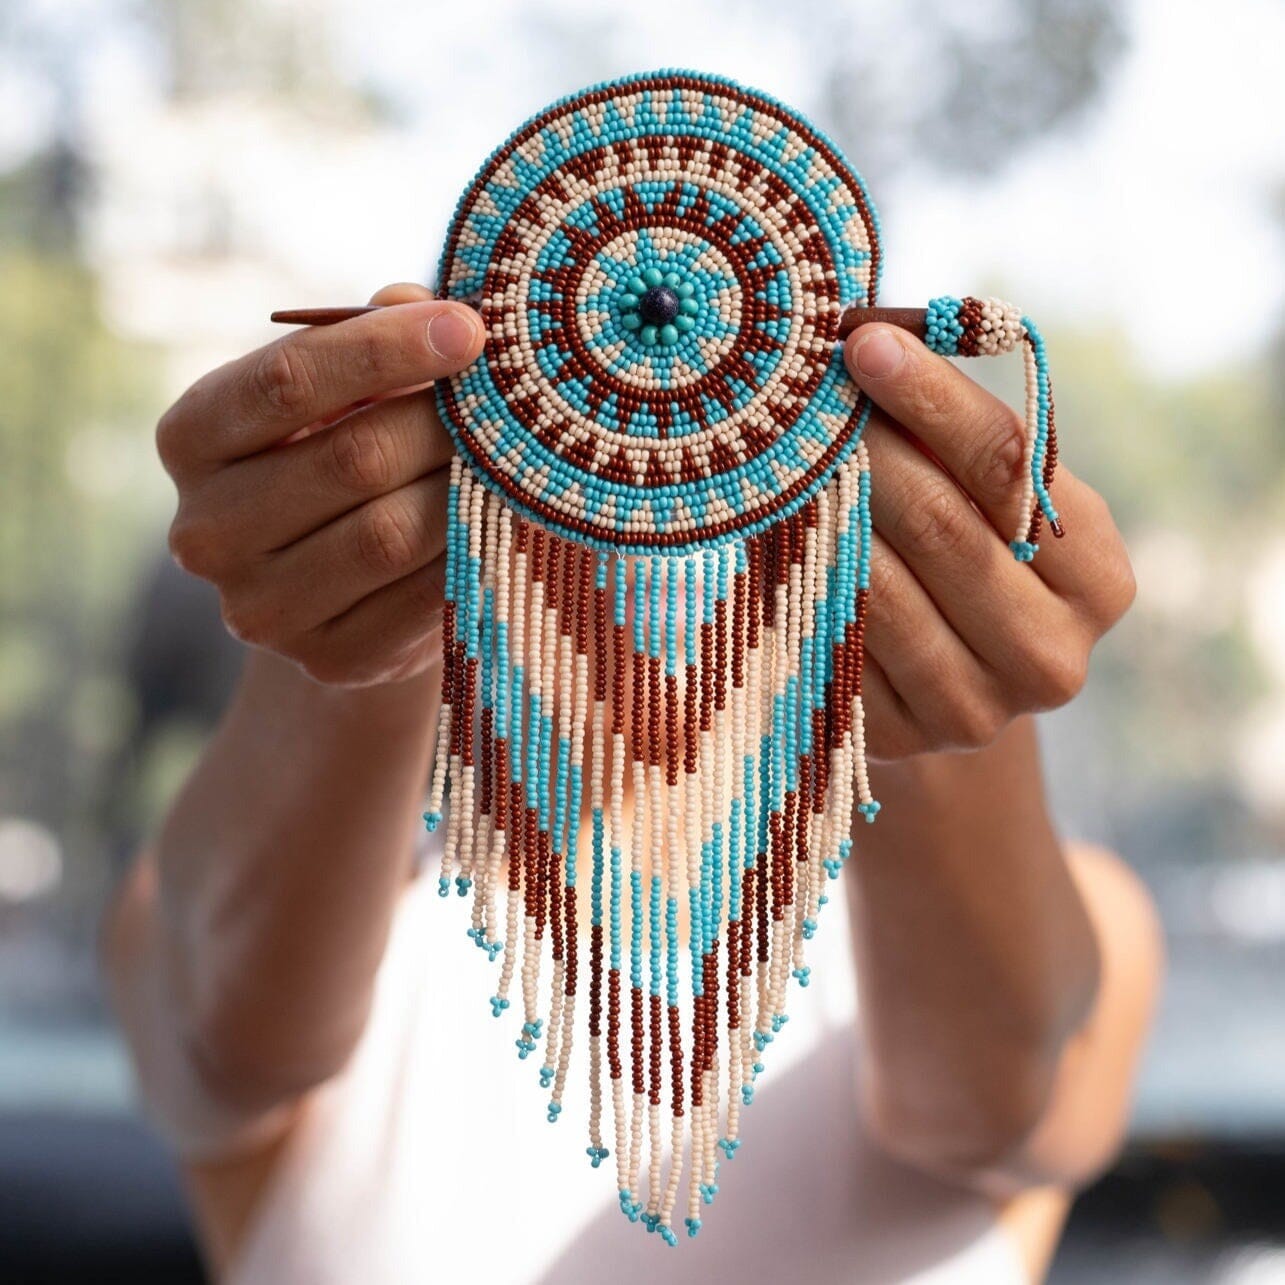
[155,404,189,474]
[253,340,317,417]
[873,716,927,763]
[894,479,975,560]
[1103,555,1138,622]
[862,551,900,631]
[972,404,1027,498]
[941,696,1004,751]
[1024,641,1089,709]
[406,561,447,630]
[349,326,394,381]
[355,497,422,576]
[296,636,391,688]
[896,354,952,425]
[167,512,221,578]
[296,648,350,688]
[327,418,395,495]
[219,596,268,647]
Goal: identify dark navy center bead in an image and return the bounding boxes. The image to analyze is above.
[638,285,681,326]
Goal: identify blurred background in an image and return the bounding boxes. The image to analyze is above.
[1,0,1283,1280]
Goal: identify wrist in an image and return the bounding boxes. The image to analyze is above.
[236,648,441,740]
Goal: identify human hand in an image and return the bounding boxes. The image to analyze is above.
[842,323,1136,761]
[158,283,485,687]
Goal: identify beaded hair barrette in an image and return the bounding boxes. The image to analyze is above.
[277,68,1063,1245]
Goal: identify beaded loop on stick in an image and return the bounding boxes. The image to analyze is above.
[425,69,1064,1246]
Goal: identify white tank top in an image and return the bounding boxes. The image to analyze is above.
[226,826,1023,1284]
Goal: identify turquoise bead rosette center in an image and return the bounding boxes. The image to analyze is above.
[618,266,699,347]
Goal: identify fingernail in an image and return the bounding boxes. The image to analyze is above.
[427,308,479,362]
[850,328,905,380]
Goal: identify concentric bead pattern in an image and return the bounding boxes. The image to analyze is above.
[424,70,1063,1250]
[435,69,881,554]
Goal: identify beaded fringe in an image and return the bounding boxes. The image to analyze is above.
[425,299,1061,1247]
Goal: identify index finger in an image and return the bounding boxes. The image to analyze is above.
[843,323,1110,601]
[157,299,484,472]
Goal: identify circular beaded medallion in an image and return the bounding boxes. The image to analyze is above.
[435,69,883,554]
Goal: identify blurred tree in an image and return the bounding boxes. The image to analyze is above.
[804,0,1126,184]
[0,239,161,916]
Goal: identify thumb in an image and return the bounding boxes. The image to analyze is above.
[368,281,435,306]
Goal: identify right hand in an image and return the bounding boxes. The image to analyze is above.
[157,282,485,687]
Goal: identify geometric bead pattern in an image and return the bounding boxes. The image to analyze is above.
[435,69,883,554]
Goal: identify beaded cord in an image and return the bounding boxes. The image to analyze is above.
[924,296,1063,560]
[425,69,1065,1247]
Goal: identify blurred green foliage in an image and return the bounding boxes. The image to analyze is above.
[0,233,163,903]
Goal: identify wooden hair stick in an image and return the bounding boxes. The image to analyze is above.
[270,303,928,342]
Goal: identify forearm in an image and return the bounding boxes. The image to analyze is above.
[845,714,1101,1185]
[148,647,439,1101]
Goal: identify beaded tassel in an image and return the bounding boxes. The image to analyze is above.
[423,69,1066,1249]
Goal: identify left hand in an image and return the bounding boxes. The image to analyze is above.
[842,323,1136,762]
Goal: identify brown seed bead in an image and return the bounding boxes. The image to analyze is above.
[649,990,663,1107]
[494,737,508,833]
[727,919,742,1028]
[683,656,699,776]
[699,617,714,734]
[756,835,769,965]
[647,652,662,771]
[608,966,622,1080]
[480,705,494,817]
[731,561,747,691]
[565,884,578,997]
[746,536,763,652]
[459,657,479,768]
[560,535,577,642]
[536,828,552,943]
[523,807,538,914]
[796,756,811,862]
[630,984,646,1097]
[713,594,728,714]
[590,923,604,1038]
[668,1002,685,1117]
[448,638,467,758]
[440,598,458,711]
[853,589,870,697]
[576,547,593,656]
